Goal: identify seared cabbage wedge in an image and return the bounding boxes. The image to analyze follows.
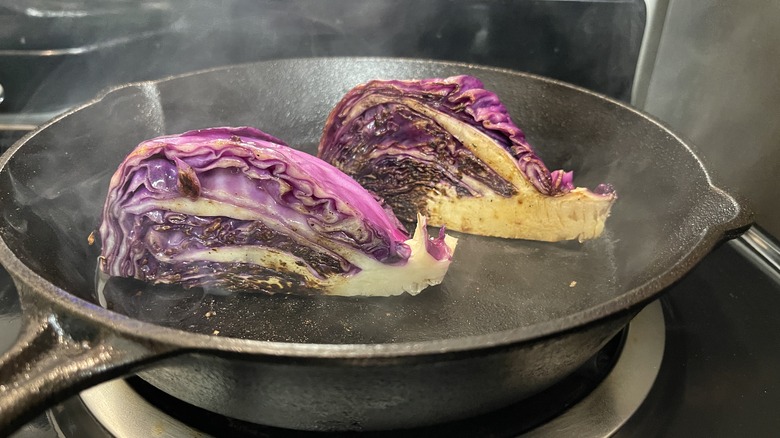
[318,75,616,242]
[99,127,457,296]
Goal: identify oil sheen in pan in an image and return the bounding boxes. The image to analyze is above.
[94,230,619,345]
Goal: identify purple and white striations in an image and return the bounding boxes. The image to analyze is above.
[99,127,457,296]
[318,75,616,242]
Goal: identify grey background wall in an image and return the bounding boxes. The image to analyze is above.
[641,0,780,236]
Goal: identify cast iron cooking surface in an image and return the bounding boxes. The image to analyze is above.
[0,58,742,346]
[98,231,615,343]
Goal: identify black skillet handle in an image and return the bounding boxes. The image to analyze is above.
[0,286,174,436]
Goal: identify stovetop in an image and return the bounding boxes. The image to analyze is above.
[3,233,780,437]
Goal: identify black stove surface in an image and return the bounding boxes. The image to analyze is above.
[616,237,780,437]
[4,237,780,437]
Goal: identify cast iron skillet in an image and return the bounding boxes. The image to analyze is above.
[0,58,751,434]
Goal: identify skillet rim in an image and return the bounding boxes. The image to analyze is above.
[0,57,752,359]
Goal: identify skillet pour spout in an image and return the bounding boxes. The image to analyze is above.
[0,58,752,434]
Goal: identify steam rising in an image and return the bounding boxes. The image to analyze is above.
[2,54,737,347]
[0,0,706,345]
[5,0,643,116]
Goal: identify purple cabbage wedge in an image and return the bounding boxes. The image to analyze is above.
[318,76,617,242]
[99,127,457,296]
